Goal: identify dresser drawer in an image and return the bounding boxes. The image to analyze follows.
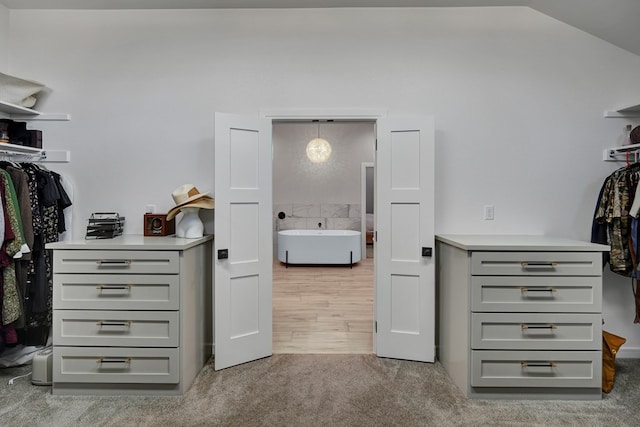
[471,313,601,350]
[471,350,600,388]
[471,252,602,276]
[53,346,179,384]
[471,276,601,313]
[53,274,179,310]
[53,250,179,274]
[54,310,179,347]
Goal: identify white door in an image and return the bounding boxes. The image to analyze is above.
[375,117,435,362]
[214,112,272,370]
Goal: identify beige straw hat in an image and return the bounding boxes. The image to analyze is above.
[166,184,214,220]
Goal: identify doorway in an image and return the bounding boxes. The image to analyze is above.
[213,111,435,370]
[271,120,375,354]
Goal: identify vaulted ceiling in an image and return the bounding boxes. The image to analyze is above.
[1,0,639,57]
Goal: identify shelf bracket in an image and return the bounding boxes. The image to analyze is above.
[604,111,640,118]
[11,113,71,121]
[604,103,640,118]
[41,150,71,163]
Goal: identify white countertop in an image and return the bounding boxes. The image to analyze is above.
[46,234,213,250]
[435,234,610,252]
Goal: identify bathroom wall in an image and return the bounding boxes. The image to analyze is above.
[6,6,640,354]
[275,203,361,232]
[273,121,374,233]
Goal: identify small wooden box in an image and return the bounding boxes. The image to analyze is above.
[144,214,175,236]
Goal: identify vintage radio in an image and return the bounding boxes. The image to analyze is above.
[144,213,175,236]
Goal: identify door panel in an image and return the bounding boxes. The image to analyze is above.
[390,130,421,189]
[376,117,435,362]
[230,203,260,263]
[230,128,260,189]
[230,275,260,338]
[214,113,272,370]
[391,203,421,262]
[390,275,420,333]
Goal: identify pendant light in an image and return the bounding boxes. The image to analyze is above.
[306,120,332,163]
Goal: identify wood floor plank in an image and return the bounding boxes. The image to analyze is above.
[273,258,374,354]
[279,332,373,354]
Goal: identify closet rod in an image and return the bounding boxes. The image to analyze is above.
[0,149,70,163]
[0,149,45,161]
[603,143,640,162]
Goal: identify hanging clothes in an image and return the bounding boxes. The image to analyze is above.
[0,161,72,353]
[0,168,26,326]
[22,163,68,345]
[592,162,640,275]
[592,161,640,323]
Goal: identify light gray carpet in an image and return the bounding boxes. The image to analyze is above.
[1,354,638,426]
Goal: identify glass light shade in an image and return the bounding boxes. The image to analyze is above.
[306,137,332,163]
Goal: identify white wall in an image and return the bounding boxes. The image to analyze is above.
[0,5,8,71]
[6,6,640,354]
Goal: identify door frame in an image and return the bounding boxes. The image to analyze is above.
[361,162,374,258]
[263,108,386,353]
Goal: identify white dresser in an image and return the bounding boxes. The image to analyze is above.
[47,235,213,396]
[436,235,609,400]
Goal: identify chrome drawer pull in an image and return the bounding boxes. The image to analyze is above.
[521,261,558,269]
[521,323,557,330]
[97,357,132,364]
[96,321,132,328]
[96,284,132,291]
[520,287,557,294]
[521,361,557,368]
[96,260,132,267]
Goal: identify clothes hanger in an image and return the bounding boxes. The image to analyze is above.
[0,154,20,168]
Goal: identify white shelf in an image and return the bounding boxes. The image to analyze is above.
[0,144,42,154]
[0,100,71,162]
[0,100,70,121]
[604,103,640,118]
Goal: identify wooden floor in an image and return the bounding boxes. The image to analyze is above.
[273,257,374,354]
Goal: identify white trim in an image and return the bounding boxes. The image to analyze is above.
[266,107,384,355]
[261,108,387,120]
[617,347,640,359]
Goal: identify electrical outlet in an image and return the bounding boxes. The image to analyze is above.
[484,205,494,220]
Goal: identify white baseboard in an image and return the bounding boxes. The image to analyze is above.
[617,347,640,359]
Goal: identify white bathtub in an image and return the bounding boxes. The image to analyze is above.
[277,229,362,266]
